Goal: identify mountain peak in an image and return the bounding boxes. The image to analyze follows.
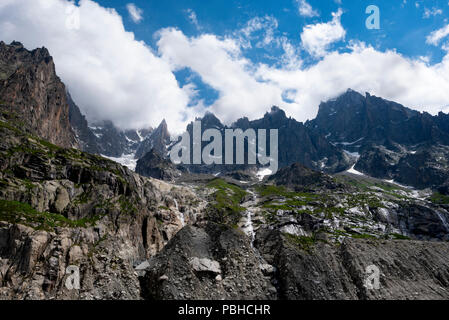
[270,105,284,114]
[200,111,224,129]
[10,40,24,48]
[154,119,169,136]
[264,106,287,120]
[339,88,364,101]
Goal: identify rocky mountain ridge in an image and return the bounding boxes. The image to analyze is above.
[307,89,449,190]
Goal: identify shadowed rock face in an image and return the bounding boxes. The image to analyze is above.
[0,41,77,149]
[268,162,341,190]
[307,89,449,189]
[135,120,170,159]
[135,149,181,181]
[177,107,350,175]
[67,92,100,155]
[308,89,449,147]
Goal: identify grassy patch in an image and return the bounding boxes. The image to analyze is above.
[390,233,411,240]
[206,178,247,213]
[118,195,138,215]
[429,192,449,205]
[0,199,101,231]
[205,178,248,225]
[283,233,315,252]
[350,233,377,239]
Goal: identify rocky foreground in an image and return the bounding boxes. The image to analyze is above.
[1,110,449,299]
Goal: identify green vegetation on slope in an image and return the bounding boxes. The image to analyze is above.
[430,192,449,205]
[0,199,101,231]
[205,178,248,226]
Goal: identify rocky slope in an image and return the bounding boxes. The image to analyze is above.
[0,41,77,149]
[135,171,449,300]
[0,114,205,299]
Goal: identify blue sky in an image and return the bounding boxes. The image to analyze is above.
[105,0,449,116]
[110,0,449,62]
[1,0,449,131]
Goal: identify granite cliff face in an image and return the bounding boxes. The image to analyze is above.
[135,120,171,159]
[0,41,77,149]
[307,89,449,190]
[0,113,204,299]
[175,108,350,175]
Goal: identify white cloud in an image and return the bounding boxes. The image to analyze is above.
[0,0,201,131]
[427,24,449,45]
[235,16,280,49]
[300,9,346,58]
[126,3,143,23]
[186,8,200,30]
[157,23,449,125]
[296,0,319,17]
[423,7,443,18]
[256,42,449,122]
[156,28,289,124]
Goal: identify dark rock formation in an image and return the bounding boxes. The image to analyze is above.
[177,108,350,175]
[135,149,181,181]
[247,106,350,172]
[308,89,449,147]
[309,89,449,189]
[268,162,340,190]
[135,120,170,159]
[0,41,77,148]
[67,91,100,155]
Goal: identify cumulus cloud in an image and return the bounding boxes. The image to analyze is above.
[156,28,290,124]
[426,24,449,45]
[157,21,449,125]
[300,9,346,58]
[0,0,201,131]
[256,41,449,122]
[126,3,143,23]
[296,0,319,17]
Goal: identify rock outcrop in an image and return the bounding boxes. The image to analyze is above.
[256,228,449,299]
[135,149,181,181]
[0,114,204,299]
[140,223,276,300]
[135,120,170,159]
[0,41,77,149]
